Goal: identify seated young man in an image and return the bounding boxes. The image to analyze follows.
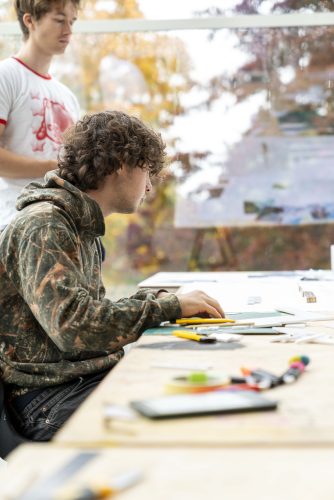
[0,110,224,441]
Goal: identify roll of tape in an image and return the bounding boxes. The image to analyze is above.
[165,372,230,394]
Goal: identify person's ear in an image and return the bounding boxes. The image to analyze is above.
[22,13,35,34]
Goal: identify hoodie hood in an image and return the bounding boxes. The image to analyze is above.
[16,170,105,237]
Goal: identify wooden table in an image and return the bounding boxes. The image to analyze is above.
[6,272,334,499]
[2,444,334,500]
[55,334,334,447]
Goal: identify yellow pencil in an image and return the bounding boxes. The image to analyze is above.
[176,317,235,325]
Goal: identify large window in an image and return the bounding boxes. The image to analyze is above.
[1,1,334,287]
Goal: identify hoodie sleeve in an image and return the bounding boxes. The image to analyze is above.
[16,223,181,353]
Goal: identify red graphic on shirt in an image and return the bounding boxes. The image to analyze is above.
[34,98,74,145]
[32,142,46,153]
[31,92,40,100]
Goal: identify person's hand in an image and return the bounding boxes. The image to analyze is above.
[175,290,224,318]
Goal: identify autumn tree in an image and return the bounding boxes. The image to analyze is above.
[0,0,193,276]
[196,1,334,112]
[183,1,334,271]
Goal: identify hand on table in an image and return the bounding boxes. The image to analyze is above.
[175,289,224,318]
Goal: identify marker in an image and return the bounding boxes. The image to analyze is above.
[176,318,235,325]
[280,355,310,384]
[173,330,216,343]
[241,367,281,389]
[281,361,305,384]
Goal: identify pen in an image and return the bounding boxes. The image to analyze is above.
[56,469,143,500]
[176,317,235,325]
[173,330,216,343]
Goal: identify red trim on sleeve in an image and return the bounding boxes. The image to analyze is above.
[0,119,7,126]
[12,57,52,80]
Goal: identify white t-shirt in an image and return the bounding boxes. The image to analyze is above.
[0,57,80,226]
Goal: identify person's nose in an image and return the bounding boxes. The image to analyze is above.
[63,20,73,36]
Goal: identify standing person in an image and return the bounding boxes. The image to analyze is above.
[0,110,224,441]
[0,0,81,227]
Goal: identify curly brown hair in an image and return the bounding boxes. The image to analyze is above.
[58,111,167,192]
[15,0,81,39]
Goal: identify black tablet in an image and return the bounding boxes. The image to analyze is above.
[130,390,278,419]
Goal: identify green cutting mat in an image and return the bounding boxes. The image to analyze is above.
[144,311,286,336]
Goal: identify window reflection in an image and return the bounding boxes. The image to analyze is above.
[1,20,334,280]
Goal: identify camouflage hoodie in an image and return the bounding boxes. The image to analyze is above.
[0,170,181,394]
